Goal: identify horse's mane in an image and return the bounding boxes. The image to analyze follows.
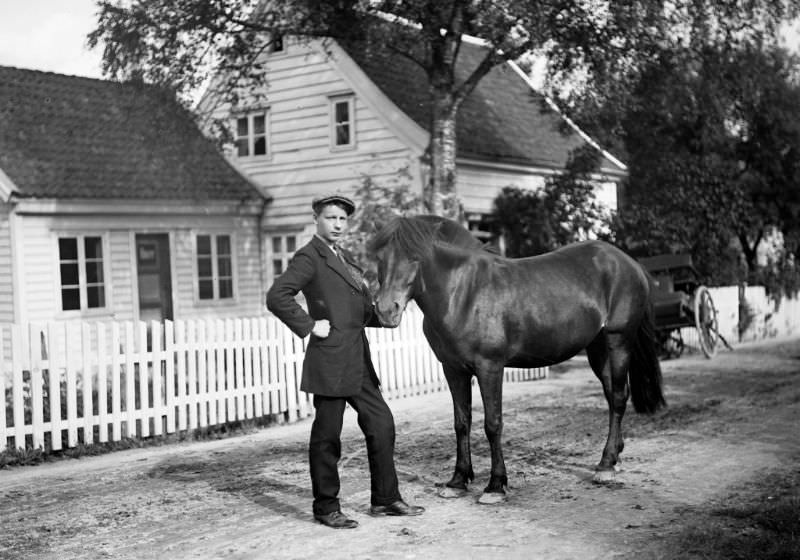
[367,215,487,260]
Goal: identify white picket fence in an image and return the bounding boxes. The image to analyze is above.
[1,306,547,452]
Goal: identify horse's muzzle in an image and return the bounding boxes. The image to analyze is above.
[375,300,404,328]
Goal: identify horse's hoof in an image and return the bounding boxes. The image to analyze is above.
[592,469,616,484]
[438,486,468,499]
[477,491,507,505]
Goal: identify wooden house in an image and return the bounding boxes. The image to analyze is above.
[202,35,627,286]
[0,66,267,328]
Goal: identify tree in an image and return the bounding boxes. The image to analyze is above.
[88,0,552,217]
[597,43,800,292]
[491,146,611,257]
[340,168,425,289]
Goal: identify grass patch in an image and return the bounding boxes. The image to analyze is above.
[666,467,800,560]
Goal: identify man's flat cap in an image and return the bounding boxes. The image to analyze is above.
[312,193,356,215]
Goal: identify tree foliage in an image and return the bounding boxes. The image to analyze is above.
[491,147,611,257]
[88,0,583,217]
[339,168,425,290]
[535,1,800,294]
[603,44,800,292]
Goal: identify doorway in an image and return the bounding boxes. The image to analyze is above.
[135,234,173,323]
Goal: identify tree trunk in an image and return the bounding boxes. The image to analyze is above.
[738,230,762,274]
[424,89,459,218]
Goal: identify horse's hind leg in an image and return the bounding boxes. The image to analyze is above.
[439,363,475,498]
[586,331,631,482]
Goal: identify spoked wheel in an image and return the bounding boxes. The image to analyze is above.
[693,286,718,358]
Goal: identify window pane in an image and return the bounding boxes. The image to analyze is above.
[253,136,266,155]
[335,101,349,122]
[61,288,80,311]
[85,261,104,284]
[236,117,248,137]
[87,286,105,308]
[60,262,79,286]
[197,257,213,277]
[273,259,283,276]
[236,138,249,157]
[336,124,350,145]
[253,115,265,135]
[198,279,214,300]
[271,237,282,253]
[216,235,231,255]
[84,237,102,259]
[197,235,211,256]
[218,256,232,278]
[59,238,78,260]
[218,278,233,299]
[287,236,296,252]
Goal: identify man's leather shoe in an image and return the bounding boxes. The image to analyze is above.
[314,510,359,529]
[369,500,425,517]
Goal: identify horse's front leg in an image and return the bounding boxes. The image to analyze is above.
[475,364,508,504]
[439,364,474,498]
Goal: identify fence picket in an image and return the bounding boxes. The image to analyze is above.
[164,320,176,434]
[110,322,122,442]
[11,325,25,449]
[97,324,109,443]
[123,322,136,438]
[151,321,163,437]
[205,319,219,426]
[63,323,79,447]
[174,321,187,432]
[196,320,208,429]
[28,324,45,450]
[81,322,94,445]
[186,320,198,431]
[0,327,7,448]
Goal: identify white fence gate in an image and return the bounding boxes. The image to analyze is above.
[1,306,547,452]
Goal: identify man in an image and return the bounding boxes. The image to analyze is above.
[266,193,424,529]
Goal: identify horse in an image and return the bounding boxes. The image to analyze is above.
[367,215,666,504]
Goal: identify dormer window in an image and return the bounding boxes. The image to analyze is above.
[235,111,269,158]
[329,95,355,150]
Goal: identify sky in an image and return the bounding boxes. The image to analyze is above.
[1,1,799,81]
[0,0,105,78]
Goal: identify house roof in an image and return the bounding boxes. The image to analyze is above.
[0,66,263,202]
[340,38,625,175]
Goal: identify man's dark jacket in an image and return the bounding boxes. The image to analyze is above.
[266,236,381,396]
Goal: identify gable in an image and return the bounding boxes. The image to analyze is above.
[0,66,263,202]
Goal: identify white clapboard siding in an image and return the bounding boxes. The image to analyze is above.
[1,307,548,452]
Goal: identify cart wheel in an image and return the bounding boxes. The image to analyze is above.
[693,286,718,358]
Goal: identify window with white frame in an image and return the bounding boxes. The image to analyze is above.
[58,235,107,311]
[330,95,355,150]
[269,234,297,281]
[235,111,269,157]
[196,233,234,300]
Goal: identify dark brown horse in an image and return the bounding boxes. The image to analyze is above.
[368,215,666,504]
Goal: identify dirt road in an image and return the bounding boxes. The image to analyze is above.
[1,338,799,560]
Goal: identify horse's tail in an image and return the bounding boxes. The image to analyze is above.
[629,303,667,414]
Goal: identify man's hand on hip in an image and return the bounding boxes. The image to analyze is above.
[312,319,331,338]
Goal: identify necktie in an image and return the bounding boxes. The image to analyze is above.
[334,247,365,287]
